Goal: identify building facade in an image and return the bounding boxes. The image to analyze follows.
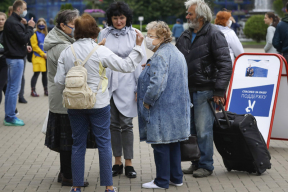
[25,0,86,24]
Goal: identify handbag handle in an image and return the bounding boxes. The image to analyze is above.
[207,98,230,128]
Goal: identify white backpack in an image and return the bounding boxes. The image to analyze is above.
[62,45,103,109]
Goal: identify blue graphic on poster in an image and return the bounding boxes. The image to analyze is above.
[229,84,274,117]
[245,59,269,77]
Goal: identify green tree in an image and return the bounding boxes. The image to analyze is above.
[0,0,14,13]
[60,3,74,11]
[273,0,285,18]
[244,15,268,43]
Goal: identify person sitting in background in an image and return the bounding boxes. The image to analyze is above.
[172,18,184,42]
[264,12,279,53]
[273,2,288,62]
[30,18,48,97]
[139,21,190,190]
[214,11,244,65]
[54,13,144,192]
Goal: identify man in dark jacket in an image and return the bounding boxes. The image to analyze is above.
[273,2,288,62]
[176,0,232,178]
[3,0,35,126]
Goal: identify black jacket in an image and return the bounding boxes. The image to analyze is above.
[3,12,34,59]
[176,22,232,97]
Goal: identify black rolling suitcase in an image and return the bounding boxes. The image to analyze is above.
[208,99,271,175]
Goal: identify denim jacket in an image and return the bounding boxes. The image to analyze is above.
[137,43,191,144]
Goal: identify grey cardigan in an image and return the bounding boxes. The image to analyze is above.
[264,26,278,53]
[44,27,75,114]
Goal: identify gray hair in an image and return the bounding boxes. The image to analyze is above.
[185,0,212,23]
[146,21,173,43]
[56,9,79,29]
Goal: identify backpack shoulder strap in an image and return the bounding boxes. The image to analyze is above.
[70,45,80,66]
[82,45,99,67]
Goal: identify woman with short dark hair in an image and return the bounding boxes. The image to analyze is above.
[54,13,144,192]
[98,1,147,179]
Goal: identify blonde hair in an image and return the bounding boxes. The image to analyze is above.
[36,18,48,36]
[146,21,172,43]
[0,12,7,20]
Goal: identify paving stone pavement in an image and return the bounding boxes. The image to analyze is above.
[0,48,288,192]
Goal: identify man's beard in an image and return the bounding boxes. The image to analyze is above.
[188,18,200,30]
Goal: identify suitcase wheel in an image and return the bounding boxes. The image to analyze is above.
[227,168,232,172]
[256,171,262,176]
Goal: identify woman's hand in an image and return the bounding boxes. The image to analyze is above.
[98,38,106,46]
[135,30,144,46]
[44,53,47,59]
[143,102,150,109]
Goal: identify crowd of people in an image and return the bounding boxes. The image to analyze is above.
[0,0,288,192]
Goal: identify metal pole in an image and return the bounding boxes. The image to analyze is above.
[140,21,142,32]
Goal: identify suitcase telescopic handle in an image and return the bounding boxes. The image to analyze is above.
[207,98,230,128]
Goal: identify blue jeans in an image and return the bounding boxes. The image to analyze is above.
[68,105,113,187]
[191,90,215,171]
[5,59,24,122]
[152,142,183,189]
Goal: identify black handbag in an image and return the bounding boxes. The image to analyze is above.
[180,135,201,161]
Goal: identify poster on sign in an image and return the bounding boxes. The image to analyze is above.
[226,54,283,147]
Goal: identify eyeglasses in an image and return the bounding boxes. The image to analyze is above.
[145,34,158,39]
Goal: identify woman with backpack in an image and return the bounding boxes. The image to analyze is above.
[30,18,48,97]
[264,12,279,53]
[54,13,144,192]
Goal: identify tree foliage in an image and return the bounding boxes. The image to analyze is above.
[0,0,14,13]
[244,15,268,43]
[273,0,285,18]
[60,3,74,11]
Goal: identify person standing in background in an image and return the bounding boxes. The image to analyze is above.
[30,18,48,97]
[273,2,288,62]
[0,12,7,105]
[214,11,244,65]
[3,0,35,126]
[48,18,54,32]
[172,18,184,42]
[8,6,13,17]
[264,12,279,53]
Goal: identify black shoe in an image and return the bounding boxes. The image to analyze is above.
[112,164,123,177]
[18,97,27,104]
[125,166,137,178]
[57,172,62,183]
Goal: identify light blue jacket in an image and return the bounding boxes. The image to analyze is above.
[137,43,191,144]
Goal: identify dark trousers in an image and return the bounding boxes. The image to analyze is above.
[284,54,288,65]
[60,150,72,179]
[19,57,26,99]
[152,142,183,189]
[31,71,47,88]
[0,58,7,104]
[68,106,113,186]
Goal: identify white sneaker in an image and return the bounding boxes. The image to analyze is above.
[142,180,165,189]
[169,181,183,187]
